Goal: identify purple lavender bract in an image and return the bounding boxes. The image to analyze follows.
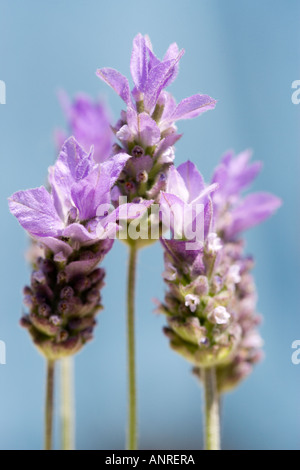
[96,33,216,205]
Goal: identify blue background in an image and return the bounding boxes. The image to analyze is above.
[0,0,299,450]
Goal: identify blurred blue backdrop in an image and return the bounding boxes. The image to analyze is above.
[0,0,299,450]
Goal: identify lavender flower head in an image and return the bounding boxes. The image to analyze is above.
[8,137,149,359]
[158,156,281,391]
[159,161,243,368]
[96,33,216,205]
[55,91,113,163]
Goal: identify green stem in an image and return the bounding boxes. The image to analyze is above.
[127,243,138,450]
[61,357,75,450]
[45,359,55,451]
[203,367,221,450]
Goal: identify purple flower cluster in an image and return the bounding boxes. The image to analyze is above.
[9,137,148,359]
[97,33,216,203]
[158,154,281,391]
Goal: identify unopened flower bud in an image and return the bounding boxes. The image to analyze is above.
[32,270,46,285]
[60,286,74,300]
[57,271,67,285]
[136,170,148,183]
[132,145,145,158]
[58,300,71,315]
[38,303,51,317]
[73,276,91,293]
[125,181,136,193]
[86,288,100,304]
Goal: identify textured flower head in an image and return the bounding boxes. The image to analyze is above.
[95,34,216,207]
[211,150,282,240]
[55,91,113,163]
[9,137,152,256]
[9,137,151,360]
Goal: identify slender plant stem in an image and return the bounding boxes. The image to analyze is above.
[61,357,75,450]
[127,243,138,450]
[45,359,55,451]
[203,367,221,450]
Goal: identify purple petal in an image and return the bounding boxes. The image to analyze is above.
[227,192,282,237]
[136,113,161,147]
[63,137,94,182]
[212,150,262,200]
[144,35,160,71]
[160,191,186,236]
[101,200,153,227]
[159,92,177,128]
[71,167,111,221]
[171,94,216,122]
[8,187,64,238]
[162,43,184,88]
[163,42,180,62]
[125,109,161,147]
[154,133,182,158]
[229,150,262,191]
[126,106,138,130]
[192,183,219,207]
[96,68,132,107]
[63,223,97,244]
[130,34,148,92]
[160,239,201,266]
[35,237,73,257]
[144,56,183,112]
[203,198,214,239]
[165,166,189,203]
[177,161,206,203]
[101,152,131,186]
[126,155,153,176]
[50,137,94,220]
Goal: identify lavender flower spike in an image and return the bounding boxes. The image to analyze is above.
[158,156,281,392]
[96,33,216,209]
[9,137,149,360]
[158,161,243,368]
[96,34,217,450]
[191,149,282,392]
